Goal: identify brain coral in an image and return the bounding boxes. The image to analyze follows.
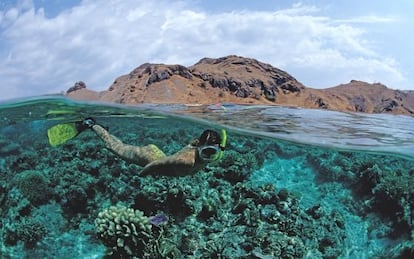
[95,205,153,257]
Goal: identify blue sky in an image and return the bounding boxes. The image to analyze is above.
[0,0,413,100]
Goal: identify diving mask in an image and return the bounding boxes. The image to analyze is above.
[198,129,227,162]
[198,145,223,161]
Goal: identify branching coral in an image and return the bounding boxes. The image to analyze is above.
[95,205,181,258]
[3,218,47,248]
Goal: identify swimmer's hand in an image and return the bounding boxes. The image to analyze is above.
[82,117,96,128]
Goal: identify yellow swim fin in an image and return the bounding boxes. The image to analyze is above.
[47,122,83,146]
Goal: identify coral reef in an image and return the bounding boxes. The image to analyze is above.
[306,148,414,258]
[0,114,413,258]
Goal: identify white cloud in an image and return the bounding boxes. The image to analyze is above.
[0,0,409,100]
[336,15,398,24]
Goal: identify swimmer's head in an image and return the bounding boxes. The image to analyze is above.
[198,130,221,146]
[196,129,227,162]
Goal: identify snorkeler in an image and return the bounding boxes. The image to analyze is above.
[80,118,226,177]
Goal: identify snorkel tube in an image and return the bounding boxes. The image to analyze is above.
[220,129,227,149]
[215,129,227,161]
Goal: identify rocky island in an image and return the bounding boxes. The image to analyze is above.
[67,55,414,115]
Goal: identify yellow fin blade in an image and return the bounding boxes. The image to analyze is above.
[47,122,79,146]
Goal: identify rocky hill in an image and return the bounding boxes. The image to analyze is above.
[67,55,414,115]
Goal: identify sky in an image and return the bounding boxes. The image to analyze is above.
[0,0,413,100]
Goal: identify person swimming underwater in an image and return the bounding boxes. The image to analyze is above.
[82,118,226,177]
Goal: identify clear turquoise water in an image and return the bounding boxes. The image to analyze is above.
[1,96,414,258]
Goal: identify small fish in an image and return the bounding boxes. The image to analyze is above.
[149,213,169,227]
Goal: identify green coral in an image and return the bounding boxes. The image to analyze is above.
[214,150,261,183]
[95,205,153,257]
[14,170,52,205]
[372,168,414,233]
[3,218,47,247]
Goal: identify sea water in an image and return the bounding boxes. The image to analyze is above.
[0,96,414,258]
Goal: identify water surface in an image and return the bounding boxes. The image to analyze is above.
[1,96,413,258]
